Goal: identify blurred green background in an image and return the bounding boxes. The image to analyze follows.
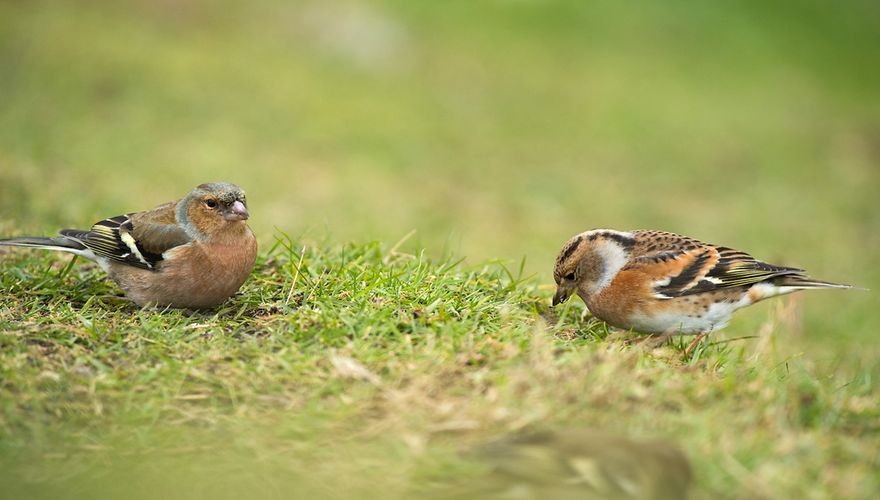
[1,0,878,356]
[2,1,880,498]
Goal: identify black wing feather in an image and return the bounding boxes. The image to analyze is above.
[60,214,164,270]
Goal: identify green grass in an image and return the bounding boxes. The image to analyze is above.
[1,0,879,498]
[1,236,878,499]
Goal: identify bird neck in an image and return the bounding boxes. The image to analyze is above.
[206,221,252,245]
[579,242,628,296]
[176,195,206,240]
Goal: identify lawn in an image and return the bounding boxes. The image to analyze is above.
[1,1,878,498]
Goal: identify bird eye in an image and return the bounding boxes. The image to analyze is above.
[564,272,576,281]
[205,199,218,208]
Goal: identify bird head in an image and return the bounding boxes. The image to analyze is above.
[553,233,588,306]
[553,229,634,306]
[177,182,250,239]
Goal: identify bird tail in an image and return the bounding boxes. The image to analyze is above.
[0,236,94,259]
[774,275,856,290]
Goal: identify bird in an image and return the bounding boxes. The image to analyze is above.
[426,428,692,500]
[0,182,257,309]
[552,229,853,351]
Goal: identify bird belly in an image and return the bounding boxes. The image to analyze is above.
[108,239,256,309]
[590,290,754,335]
[625,309,726,335]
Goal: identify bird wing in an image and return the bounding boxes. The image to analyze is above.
[59,201,190,270]
[626,230,804,298]
[126,201,191,255]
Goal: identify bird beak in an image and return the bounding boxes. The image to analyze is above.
[224,200,249,221]
[552,287,572,307]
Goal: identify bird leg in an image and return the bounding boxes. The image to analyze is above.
[684,332,709,356]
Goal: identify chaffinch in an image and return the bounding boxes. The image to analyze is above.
[0,182,257,309]
[553,229,853,350]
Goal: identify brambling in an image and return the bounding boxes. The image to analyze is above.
[553,229,852,349]
[0,182,257,309]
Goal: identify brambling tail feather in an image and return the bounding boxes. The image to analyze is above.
[773,275,854,290]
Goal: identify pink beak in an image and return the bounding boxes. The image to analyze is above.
[225,200,249,221]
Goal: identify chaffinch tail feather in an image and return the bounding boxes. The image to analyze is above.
[0,236,93,257]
